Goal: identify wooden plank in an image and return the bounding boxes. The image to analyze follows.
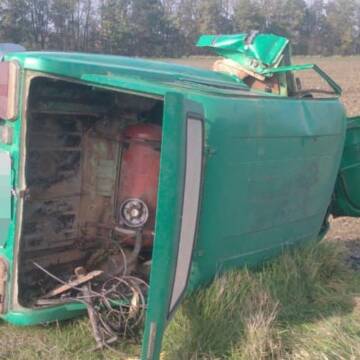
[42,270,103,298]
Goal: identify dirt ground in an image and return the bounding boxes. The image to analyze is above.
[326,217,360,270]
[169,55,360,256]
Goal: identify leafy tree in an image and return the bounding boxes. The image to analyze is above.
[257,0,307,53]
[0,0,29,45]
[326,0,357,55]
[232,0,265,33]
[27,0,51,49]
[355,0,360,53]
[279,0,307,53]
[128,0,176,56]
[50,0,76,50]
[303,0,334,55]
[99,0,133,54]
[197,0,232,34]
[174,0,201,54]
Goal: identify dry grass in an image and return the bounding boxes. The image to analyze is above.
[0,318,140,359]
[229,290,280,360]
[163,240,360,360]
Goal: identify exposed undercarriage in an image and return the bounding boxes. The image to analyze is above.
[18,76,163,340]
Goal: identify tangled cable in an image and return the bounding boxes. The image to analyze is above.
[33,261,148,350]
[93,276,148,340]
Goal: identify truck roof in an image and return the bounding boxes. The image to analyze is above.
[5,51,250,96]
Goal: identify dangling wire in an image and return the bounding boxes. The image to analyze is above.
[33,258,148,350]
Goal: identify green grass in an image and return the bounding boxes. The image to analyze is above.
[0,240,358,359]
[0,317,140,359]
[162,240,360,359]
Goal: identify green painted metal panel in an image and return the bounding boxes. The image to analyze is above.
[332,117,360,216]
[5,52,248,94]
[197,33,289,74]
[197,33,288,66]
[141,93,204,360]
[3,302,86,325]
[196,33,341,96]
[80,73,249,97]
[262,64,342,95]
[0,152,11,246]
[185,94,346,289]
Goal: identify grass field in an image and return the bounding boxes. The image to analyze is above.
[163,240,360,360]
[2,56,360,359]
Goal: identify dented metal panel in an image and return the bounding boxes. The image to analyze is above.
[197,33,289,74]
[22,116,83,253]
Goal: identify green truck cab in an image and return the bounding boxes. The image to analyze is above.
[0,33,358,359]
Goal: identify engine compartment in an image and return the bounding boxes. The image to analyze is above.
[19,76,163,307]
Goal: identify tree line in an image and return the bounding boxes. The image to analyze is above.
[0,0,359,57]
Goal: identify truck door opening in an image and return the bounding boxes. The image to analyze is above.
[18,76,163,317]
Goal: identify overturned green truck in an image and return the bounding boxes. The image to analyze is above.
[0,33,359,359]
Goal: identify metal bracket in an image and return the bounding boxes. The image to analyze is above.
[262,63,342,95]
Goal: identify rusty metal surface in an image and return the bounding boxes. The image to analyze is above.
[79,121,122,241]
[18,76,162,306]
[22,113,83,255]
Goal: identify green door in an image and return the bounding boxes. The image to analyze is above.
[141,92,204,360]
[0,152,11,246]
[332,117,360,216]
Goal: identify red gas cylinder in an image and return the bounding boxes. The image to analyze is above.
[117,123,162,247]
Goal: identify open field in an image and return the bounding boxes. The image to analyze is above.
[1,56,360,359]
